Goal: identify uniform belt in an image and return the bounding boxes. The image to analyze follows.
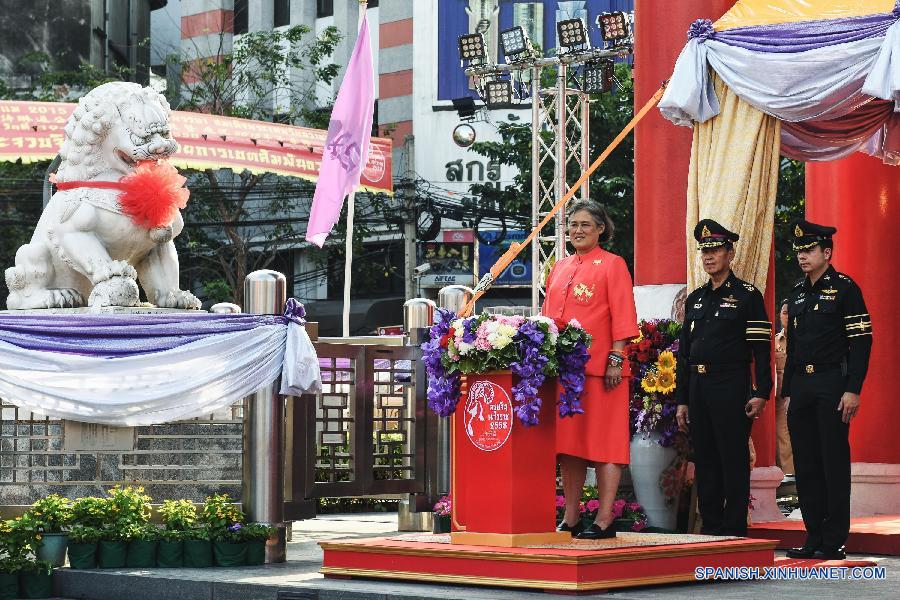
[797,363,842,375]
[690,363,748,374]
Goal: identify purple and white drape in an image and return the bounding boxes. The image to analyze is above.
[660,4,900,163]
[0,301,321,426]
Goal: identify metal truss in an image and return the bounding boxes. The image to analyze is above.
[530,65,591,310]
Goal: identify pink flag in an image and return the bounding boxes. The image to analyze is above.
[306,15,375,247]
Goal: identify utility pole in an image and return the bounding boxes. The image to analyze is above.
[402,134,417,301]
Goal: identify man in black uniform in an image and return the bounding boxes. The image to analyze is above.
[783,219,872,560]
[676,219,772,537]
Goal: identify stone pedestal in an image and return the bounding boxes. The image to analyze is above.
[750,466,785,523]
[1,306,205,315]
[851,463,900,517]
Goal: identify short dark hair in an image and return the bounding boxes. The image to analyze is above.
[819,239,834,251]
[567,199,615,244]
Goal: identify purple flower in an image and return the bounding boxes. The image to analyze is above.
[423,309,462,418]
[687,19,715,42]
[228,523,243,532]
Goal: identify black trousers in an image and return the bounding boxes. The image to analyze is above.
[688,370,753,536]
[787,371,851,550]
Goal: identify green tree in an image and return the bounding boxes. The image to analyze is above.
[774,158,805,308]
[466,63,636,265]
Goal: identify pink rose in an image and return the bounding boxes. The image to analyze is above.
[626,502,642,512]
[579,501,587,514]
[555,495,566,508]
[612,498,626,518]
[632,519,647,532]
[586,499,600,512]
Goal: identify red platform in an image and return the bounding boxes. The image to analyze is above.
[748,516,900,555]
[320,535,777,593]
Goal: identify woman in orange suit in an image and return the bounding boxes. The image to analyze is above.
[542,199,638,539]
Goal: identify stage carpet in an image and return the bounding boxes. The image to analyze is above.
[749,516,900,556]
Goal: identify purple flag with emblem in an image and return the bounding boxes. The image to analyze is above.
[306,14,374,247]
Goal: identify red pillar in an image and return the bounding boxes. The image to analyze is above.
[750,247,776,467]
[807,155,900,465]
[633,0,734,285]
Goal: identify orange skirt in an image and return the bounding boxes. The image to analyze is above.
[556,375,630,465]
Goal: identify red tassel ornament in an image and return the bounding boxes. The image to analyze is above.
[53,161,190,229]
[117,161,190,228]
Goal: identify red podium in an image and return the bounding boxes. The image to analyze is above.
[451,371,570,547]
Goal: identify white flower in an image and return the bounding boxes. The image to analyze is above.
[529,315,559,334]
[456,341,473,355]
[568,318,583,329]
[492,335,513,349]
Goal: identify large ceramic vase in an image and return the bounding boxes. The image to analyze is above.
[629,432,678,530]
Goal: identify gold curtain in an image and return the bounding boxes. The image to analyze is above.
[686,72,780,295]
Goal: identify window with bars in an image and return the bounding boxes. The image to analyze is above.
[274,0,291,27]
[317,0,334,18]
[234,0,249,34]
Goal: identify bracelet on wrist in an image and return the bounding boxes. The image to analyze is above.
[607,352,625,368]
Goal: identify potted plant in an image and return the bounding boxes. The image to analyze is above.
[181,527,212,568]
[125,524,160,568]
[71,497,106,530]
[626,319,687,530]
[96,486,151,569]
[555,488,649,533]
[17,559,52,599]
[432,495,452,534]
[157,499,197,568]
[66,526,101,569]
[240,524,274,566]
[0,554,23,600]
[211,524,247,567]
[24,494,73,568]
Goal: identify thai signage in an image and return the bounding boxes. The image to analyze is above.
[0,100,393,193]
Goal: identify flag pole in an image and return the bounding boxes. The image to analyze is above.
[341,0,368,338]
[342,191,355,337]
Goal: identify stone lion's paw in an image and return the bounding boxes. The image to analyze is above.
[156,289,201,310]
[88,276,139,308]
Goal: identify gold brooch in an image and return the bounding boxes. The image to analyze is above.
[795,224,804,237]
[573,283,594,300]
[593,259,603,265]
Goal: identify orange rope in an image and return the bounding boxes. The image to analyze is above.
[458,84,668,318]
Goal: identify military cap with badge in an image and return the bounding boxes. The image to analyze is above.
[790,219,837,251]
[694,219,740,249]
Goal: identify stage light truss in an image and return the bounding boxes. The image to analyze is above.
[530,66,591,310]
[499,26,536,63]
[557,18,590,54]
[458,33,487,64]
[597,12,632,44]
[583,60,614,94]
[484,79,514,108]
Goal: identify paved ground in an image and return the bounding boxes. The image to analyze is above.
[54,513,900,599]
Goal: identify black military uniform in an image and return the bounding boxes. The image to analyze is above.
[784,219,872,559]
[676,219,773,537]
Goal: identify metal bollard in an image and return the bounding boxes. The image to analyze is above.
[242,270,287,563]
[435,286,474,496]
[403,298,436,345]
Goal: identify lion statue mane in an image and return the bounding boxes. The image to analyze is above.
[5,81,201,310]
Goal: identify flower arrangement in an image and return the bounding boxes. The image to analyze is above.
[555,487,649,532]
[423,309,592,426]
[98,485,152,541]
[626,319,683,448]
[432,495,452,517]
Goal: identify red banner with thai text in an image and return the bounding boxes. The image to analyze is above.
[0,100,392,193]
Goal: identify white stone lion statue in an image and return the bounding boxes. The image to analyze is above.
[5,82,201,310]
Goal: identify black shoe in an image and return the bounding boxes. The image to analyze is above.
[557,520,586,536]
[786,545,818,558]
[813,547,846,560]
[575,523,616,540]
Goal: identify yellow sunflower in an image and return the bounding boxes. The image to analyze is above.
[641,373,658,393]
[657,350,676,372]
[656,369,676,395]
